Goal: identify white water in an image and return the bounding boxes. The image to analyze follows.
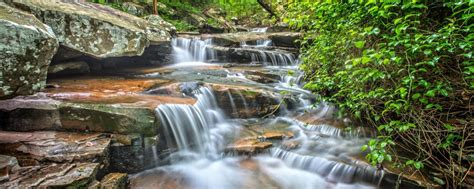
[172,37,216,62]
[132,32,386,188]
[249,50,297,66]
[155,87,238,157]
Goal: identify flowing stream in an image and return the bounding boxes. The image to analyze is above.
[130,29,393,189]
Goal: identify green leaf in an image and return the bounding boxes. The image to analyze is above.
[361,145,368,151]
[439,89,449,96]
[412,93,421,100]
[419,98,429,104]
[399,87,407,98]
[355,41,366,49]
[423,49,432,55]
[414,162,424,169]
[425,90,436,97]
[443,124,455,131]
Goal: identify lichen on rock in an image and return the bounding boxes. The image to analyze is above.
[0,2,58,99]
[9,0,150,58]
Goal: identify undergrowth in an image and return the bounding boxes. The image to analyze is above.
[284,1,473,188]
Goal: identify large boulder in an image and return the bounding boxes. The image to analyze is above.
[0,3,58,99]
[8,0,150,58]
[145,14,176,43]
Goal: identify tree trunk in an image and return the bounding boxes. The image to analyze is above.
[257,0,277,18]
[153,0,157,15]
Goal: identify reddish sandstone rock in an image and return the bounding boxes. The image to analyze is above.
[0,131,110,165]
[226,138,272,154]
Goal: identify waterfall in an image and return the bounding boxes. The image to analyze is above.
[171,37,216,62]
[133,32,387,188]
[248,49,297,66]
[250,27,268,32]
[250,27,273,46]
[155,87,236,157]
[270,148,383,185]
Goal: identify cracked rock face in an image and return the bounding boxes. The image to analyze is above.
[0,3,59,99]
[9,0,150,58]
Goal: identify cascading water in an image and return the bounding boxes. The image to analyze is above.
[132,30,394,189]
[250,27,268,32]
[171,37,216,62]
[155,87,236,157]
[249,50,297,66]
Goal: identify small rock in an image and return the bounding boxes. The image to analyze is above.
[48,61,90,75]
[0,155,19,182]
[100,173,128,189]
[281,140,301,150]
[122,2,145,17]
[226,138,273,154]
[223,63,236,68]
[263,131,294,140]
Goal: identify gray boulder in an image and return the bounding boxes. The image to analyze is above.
[9,0,150,58]
[0,3,58,99]
[123,2,145,17]
[145,14,176,44]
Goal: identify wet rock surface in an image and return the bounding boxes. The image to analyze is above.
[99,172,128,189]
[1,162,99,188]
[211,84,281,118]
[208,45,298,64]
[0,77,196,136]
[0,2,58,99]
[226,138,273,154]
[0,131,110,165]
[192,32,302,47]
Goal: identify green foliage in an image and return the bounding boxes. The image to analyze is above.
[160,0,203,15]
[285,1,473,185]
[89,0,125,11]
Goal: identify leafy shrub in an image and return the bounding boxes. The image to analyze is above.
[284,1,473,187]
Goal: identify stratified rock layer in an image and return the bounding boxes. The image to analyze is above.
[0,131,110,165]
[1,162,99,188]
